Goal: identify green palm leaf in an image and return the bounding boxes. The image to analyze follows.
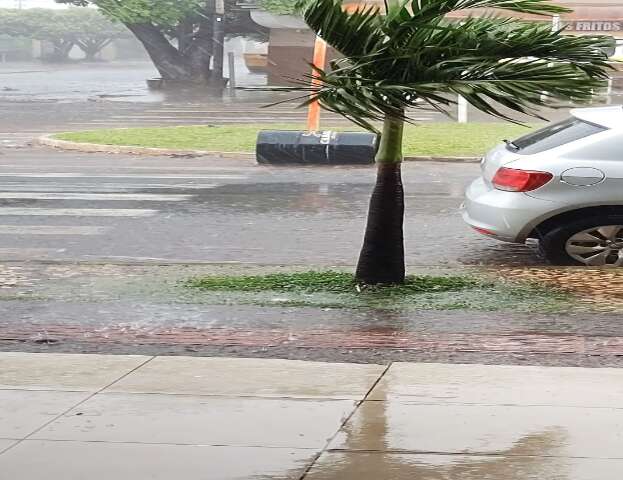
[285,0,614,128]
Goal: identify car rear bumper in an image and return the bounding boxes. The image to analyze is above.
[462,177,557,243]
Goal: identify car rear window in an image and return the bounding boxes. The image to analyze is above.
[507,118,607,155]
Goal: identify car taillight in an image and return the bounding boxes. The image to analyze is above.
[492,167,553,192]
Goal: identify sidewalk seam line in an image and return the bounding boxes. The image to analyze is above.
[0,355,156,456]
[298,362,393,480]
[324,448,623,460]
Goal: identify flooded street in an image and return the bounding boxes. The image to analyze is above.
[0,60,621,365]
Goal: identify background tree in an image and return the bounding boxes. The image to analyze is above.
[273,0,613,284]
[64,9,130,61]
[57,0,267,84]
[0,8,129,62]
[0,9,75,61]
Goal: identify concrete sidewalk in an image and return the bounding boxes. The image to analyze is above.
[1,353,623,479]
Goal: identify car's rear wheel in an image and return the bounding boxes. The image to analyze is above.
[539,215,623,266]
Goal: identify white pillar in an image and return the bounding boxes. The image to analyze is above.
[606,78,613,104]
[457,95,468,123]
[541,16,561,102]
[551,14,561,32]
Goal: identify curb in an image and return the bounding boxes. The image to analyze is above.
[37,135,480,164]
[36,135,256,161]
[404,155,480,163]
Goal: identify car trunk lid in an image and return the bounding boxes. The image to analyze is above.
[481,143,521,183]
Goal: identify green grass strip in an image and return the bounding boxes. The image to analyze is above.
[55,122,535,157]
[185,271,482,295]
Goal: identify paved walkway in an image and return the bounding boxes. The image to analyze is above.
[1,353,623,478]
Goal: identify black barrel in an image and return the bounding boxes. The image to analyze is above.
[256,130,377,165]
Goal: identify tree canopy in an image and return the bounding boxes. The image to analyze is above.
[61,1,202,28]
[55,0,266,82]
[0,8,128,42]
[0,8,129,60]
[57,0,265,38]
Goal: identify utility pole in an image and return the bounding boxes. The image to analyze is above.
[210,0,226,87]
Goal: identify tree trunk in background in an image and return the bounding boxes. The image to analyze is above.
[127,22,207,83]
[186,11,214,83]
[76,39,112,62]
[45,40,74,62]
[355,116,406,284]
[177,18,194,54]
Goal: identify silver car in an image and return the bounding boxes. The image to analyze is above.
[463,105,623,266]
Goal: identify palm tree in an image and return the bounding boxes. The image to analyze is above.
[279,0,614,284]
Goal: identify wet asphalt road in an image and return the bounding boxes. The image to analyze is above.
[2,61,623,366]
[0,148,537,266]
[4,61,613,148]
[6,147,623,369]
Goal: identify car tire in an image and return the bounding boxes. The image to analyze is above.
[539,214,623,266]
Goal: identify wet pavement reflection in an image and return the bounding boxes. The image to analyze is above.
[5,354,623,479]
[0,150,544,267]
[306,362,623,479]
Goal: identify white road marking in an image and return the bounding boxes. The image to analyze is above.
[0,208,156,217]
[109,116,320,121]
[0,165,252,171]
[0,248,59,258]
[0,225,110,235]
[0,174,245,179]
[142,110,305,114]
[0,192,192,201]
[0,184,219,191]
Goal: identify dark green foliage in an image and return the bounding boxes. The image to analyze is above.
[259,0,298,15]
[279,0,615,131]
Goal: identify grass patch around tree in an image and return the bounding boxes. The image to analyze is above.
[186,270,479,294]
[54,122,536,157]
[184,270,574,313]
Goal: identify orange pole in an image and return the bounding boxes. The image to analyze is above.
[305,4,367,132]
[306,36,327,132]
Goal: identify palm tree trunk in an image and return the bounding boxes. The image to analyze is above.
[355,115,405,284]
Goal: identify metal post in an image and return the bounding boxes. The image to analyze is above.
[606,78,613,104]
[228,52,236,96]
[541,15,561,102]
[211,0,226,87]
[457,95,468,123]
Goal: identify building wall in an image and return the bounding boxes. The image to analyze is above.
[447,2,623,38]
[265,1,623,86]
[267,29,339,86]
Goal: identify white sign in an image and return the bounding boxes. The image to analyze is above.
[572,21,623,32]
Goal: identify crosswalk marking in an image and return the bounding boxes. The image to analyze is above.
[0,183,219,191]
[0,208,156,217]
[0,226,110,235]
[0,165,251,171]
[0,174,245,179]
[0,192,192,201]
[0,248,59,258]
[0,168,248,255]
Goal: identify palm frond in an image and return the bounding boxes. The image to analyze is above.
[254,0,616,130]
[389,0,570,22]
[296,0,385,57]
